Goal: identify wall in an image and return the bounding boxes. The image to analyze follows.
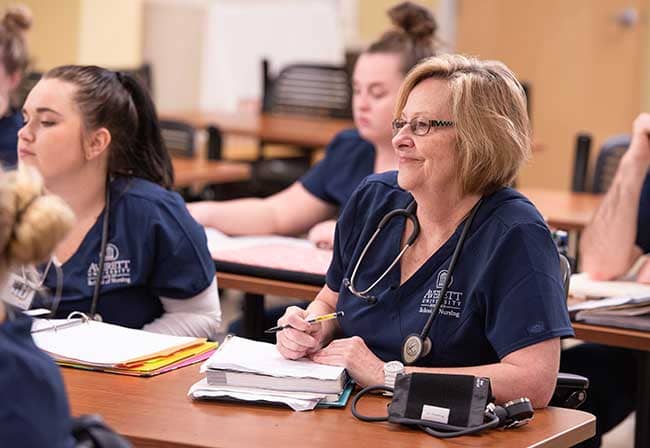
[0,0,142,71]
[78,0,143,68]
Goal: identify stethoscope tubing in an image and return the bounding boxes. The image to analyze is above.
[346,201,419,300]
[88,177,111,319]
[418,198,482,340]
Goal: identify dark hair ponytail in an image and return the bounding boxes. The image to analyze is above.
[115,72,174,188]
[43,65,174,189]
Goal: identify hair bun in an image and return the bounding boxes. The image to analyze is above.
[2,5,32,34]
[388,1,437,41]
[0,168,74,267]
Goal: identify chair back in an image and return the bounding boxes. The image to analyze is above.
[206,125,223,160]
[160,119,195,158]
[571,133,592,193]
[559,253,572,300]
[551,252,590,409]
[262,59,352,119]
[592,134,630,194]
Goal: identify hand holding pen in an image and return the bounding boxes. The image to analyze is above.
[275,307,343,360]
[265,311,344,333]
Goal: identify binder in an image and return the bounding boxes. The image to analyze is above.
[31,316,217,376]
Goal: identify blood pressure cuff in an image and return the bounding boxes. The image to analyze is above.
[388,373,492,428]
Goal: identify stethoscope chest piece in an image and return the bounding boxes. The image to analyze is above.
[401,334,432,365]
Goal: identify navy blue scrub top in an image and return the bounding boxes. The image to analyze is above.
[327,172,574,366]
[636,173,650,252]
[0,312,75,448]
[300,129,375,207]
[42,176,215,329]
[0,109,21,168]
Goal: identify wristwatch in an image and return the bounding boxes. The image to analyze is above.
[384,360,405,391]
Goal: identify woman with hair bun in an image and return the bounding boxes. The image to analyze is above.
[189,1,439,339]
[0,5,31,168]
[189,1,438,250]
[0,167,76,447]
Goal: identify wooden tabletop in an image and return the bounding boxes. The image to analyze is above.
[62,366,595,448]
[572,322,650,351]
[519,188,602,231]
[172,158,251,189]
[161,110,354,148]
[216,272,649,346]
[217,272,320,300]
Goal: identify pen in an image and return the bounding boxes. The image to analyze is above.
[264,311,344,333]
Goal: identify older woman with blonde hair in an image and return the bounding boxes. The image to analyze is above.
[276,54,573,408]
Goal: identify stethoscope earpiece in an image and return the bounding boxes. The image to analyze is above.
[343,278,377,304]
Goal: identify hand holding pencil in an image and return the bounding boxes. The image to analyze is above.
[265,311,343,333]
[275,307,342,360]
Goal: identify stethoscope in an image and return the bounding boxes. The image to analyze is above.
[342,197,483,365]
[43,178,111,321]
[87,177,112,320]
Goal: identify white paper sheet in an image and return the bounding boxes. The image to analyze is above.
[569,273,650,299]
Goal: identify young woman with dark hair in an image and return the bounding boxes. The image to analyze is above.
[18,65,221,338]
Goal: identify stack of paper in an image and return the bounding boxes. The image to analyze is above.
[189,336,350,411]
[568,273,650,331]
[31,319,217,376]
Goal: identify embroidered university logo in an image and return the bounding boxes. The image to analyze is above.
[419,270,463,318]
[87,243,132,286]
[436,269,453,288]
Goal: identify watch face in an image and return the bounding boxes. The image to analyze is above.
[384,360,405,374]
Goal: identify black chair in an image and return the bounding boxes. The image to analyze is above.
[262,59,352,119]
[551,253,590,409]
[571,133,631,194]
[160,119,196,158]
[571,133,592,193]
[591,134,630,194]
[252,59,353,196]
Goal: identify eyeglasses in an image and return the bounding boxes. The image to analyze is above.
[391,118,455,136]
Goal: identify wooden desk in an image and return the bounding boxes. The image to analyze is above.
[172,158,251,189]
[218,272,320,300]
[573,322,650,352]
[62,366,594,448]
[161,110,354,148]
[573,322,649,448]
[519,188,602,231]
[217,273,648,447]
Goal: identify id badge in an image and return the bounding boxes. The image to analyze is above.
[0,272,36,310]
